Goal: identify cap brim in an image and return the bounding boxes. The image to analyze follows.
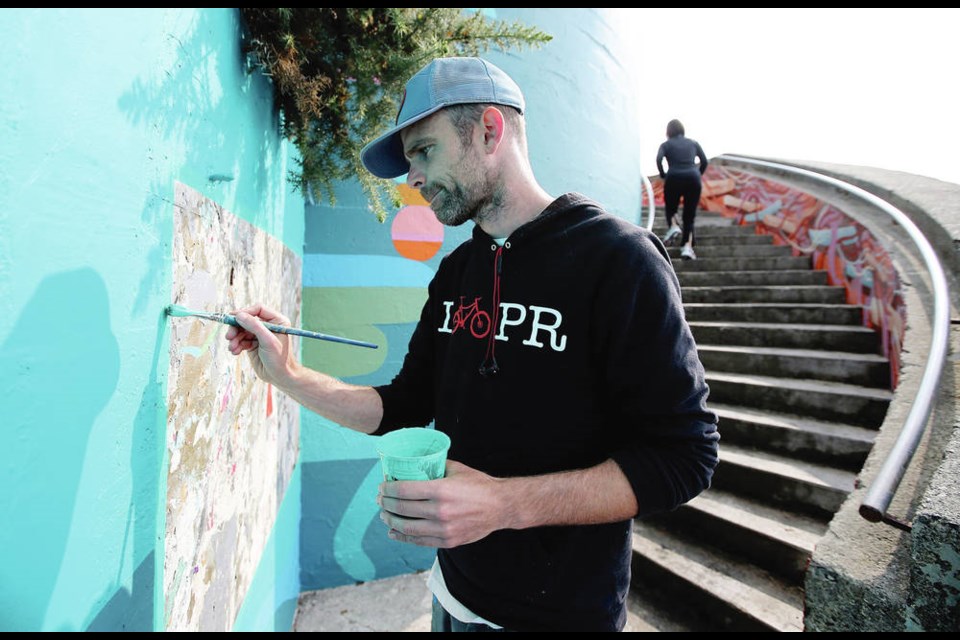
[360,104,447,179]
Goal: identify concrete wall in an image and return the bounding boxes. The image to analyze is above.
[0,9,303,631]
[298,7,643,589]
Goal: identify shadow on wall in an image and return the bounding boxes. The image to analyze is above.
[86,309,169,632]
[0,269,120,630]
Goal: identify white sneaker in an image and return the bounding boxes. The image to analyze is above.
[662,224,681,246]
[681,246,697,260]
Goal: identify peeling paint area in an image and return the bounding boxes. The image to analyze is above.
[164,183,300,631]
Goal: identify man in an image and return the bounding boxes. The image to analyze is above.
[226,57,719,632]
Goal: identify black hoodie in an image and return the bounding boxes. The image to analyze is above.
[374,193,719,631]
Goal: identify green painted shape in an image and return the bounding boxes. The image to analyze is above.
[301,287,427,378]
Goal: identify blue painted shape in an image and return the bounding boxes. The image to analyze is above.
[333,463,383,582]
[300,459,434,590]
[742,200,783,223]
[846,263,874,288]
[809,225,857,247]
[361,500,436,581]
[0,269,120,631]
[303,254,435,288]
[301,459,376,589]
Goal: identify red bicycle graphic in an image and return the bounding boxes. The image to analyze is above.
[451,296,492,338]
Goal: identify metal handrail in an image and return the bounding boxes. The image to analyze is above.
[641,173,655,231]
[718,154,951,530]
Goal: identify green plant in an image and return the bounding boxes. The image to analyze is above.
[240,8,552,221]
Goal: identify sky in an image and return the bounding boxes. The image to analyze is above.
[611,8,960,186]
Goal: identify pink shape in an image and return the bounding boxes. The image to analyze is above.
[392,205,443,243]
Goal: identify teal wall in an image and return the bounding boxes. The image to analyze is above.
[298,8,642,590]
[0,9,303,631]
[232,464,302,631]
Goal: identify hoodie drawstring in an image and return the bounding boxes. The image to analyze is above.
[480,245,503,376]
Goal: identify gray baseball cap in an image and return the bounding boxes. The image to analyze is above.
[360,57,525,179]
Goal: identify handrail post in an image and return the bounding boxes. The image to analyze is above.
[641,174,655,231]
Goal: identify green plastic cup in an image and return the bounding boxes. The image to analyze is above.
[376,428,451,481]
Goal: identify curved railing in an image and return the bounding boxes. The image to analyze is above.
[641,173,655,231]
[717,154,950,530]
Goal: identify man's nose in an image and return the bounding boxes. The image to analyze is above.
[406,164,425,189]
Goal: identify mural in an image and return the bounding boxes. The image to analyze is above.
[299,177,450,588]
[164,183,301,630]
[645,166,905,388]
[392,184,444,262]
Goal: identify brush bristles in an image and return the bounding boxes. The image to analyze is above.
[166,304,194,317]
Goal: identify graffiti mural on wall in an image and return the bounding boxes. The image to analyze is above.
[645,165,904,388]
[166,183,301,630]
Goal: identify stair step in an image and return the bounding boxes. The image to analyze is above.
[678,270,828,287]
[698,344,890,387]
[713,442,857,517]
[711,402,876,470]
[673,256,812,271]
[682,285,845,304]
[651,209,729,222]
[706,370,892,427]
[691,490,826,553]
[654,225,758,238]
[646,489,826,582]
[690,320,879,352]
[667,244,793,258]
[626,585,699,632]
[685,302,861,324]
[631,524,804,632]
[684,234,776,246]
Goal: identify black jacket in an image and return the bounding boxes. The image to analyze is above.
[657,135,709,179]
[374,193,719,631]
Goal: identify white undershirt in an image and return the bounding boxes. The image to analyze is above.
[427,558,503,629]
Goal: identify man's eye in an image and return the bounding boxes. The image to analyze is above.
[419,146,431,158]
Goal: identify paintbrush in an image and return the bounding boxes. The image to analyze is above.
[165,304,378,349]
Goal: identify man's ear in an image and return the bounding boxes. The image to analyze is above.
[480,106,505,155]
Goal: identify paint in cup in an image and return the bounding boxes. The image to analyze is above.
[376,428,450,481]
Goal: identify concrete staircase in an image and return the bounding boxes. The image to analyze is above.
[628,208,892,631]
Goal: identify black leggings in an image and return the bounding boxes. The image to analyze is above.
[664,173,702,246]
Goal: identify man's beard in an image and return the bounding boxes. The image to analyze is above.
[428,174,502,228]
